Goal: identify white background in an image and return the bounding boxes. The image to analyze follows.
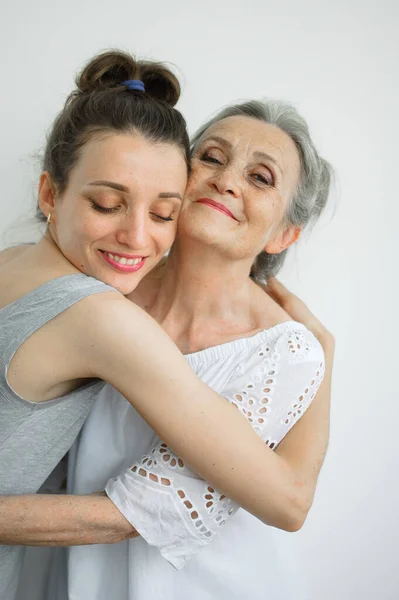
[1,0,398,598]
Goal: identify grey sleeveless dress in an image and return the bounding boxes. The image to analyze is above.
[0,274,118,600]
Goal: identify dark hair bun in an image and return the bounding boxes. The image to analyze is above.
[76,50,181,107]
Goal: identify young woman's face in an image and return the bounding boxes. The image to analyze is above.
[179,116,301,261]
[41,133,187,294]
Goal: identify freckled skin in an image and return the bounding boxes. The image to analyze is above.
[178,116,302,261]
[42,133,187,295]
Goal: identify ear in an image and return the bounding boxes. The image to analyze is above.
[37,172,57,220]
[264,225,302,254]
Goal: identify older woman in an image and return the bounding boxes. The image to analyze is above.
[61,100,334,600]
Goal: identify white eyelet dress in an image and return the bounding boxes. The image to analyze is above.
[60,321,325,600]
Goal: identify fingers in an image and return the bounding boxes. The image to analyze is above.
[265,277,295,307]
[265,279,334,349]
[266,277,290,295]
[267,278,311,322]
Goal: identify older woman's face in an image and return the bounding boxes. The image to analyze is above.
[179,115,301,261]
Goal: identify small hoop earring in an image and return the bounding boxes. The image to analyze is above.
[47,213,52,225]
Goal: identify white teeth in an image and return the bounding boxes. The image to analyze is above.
[105,252,143,266]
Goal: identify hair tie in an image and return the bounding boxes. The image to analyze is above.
[121,79,145,92]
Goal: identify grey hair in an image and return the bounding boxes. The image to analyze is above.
[191,100,333,282]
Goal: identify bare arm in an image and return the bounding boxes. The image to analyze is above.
[2,292,286,545]
[0,493,137,546]
[86,285,333,535]
[274,336,333,512]
[266,278,334,511]
[0,281,332,546]
[97,280,332,568]
[82,294,289,522]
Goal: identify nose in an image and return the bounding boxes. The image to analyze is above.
[115,209,150,251]
[208,165,241,197]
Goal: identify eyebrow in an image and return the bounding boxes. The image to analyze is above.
[88,180,182,200]
[158,192,183,200]
[253,151,280,169]
[202,136,233,149]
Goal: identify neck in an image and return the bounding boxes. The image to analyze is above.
[138,238,264,352]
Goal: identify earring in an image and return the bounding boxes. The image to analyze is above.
[47,213,52,225]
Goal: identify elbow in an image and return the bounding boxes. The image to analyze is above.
[278,490,314,533]
[283,515,306,533]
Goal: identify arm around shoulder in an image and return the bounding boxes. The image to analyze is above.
[104,325,331,569]
[76,292,302,523]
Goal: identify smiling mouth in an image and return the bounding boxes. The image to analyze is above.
[196,198,238,221]
[99,250,147,272]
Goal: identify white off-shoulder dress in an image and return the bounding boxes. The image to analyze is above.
[58,321,324,600]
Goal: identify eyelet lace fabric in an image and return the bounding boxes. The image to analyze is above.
[105,325,325,569]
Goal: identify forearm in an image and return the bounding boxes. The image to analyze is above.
[89,305,294,526]
[0,492,138,546]
[87,298,328,530]
[107,358,329,534]
[275,338,333,515]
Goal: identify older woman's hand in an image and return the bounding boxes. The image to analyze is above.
[265,277,334,353]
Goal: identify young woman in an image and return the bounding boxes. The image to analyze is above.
[0,51,321,599]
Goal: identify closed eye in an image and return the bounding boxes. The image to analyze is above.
[90,201,120,214]
[200,152,223,165]
[151,213,174,222]
[252,173,272,185]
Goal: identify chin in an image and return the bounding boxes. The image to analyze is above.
[81,264,142,296]
[184,222,226,246]
[109,270,147,295]
[105,277,139,296]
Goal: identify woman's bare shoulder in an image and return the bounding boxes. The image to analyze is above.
[67,289,154,341]
[0,244,33,266]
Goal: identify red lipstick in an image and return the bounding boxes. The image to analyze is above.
[196,198,238,221]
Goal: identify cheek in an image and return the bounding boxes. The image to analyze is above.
[81,211,119,240]
[56,202,90,240]
[256,194,285,225]
[69,221,99,248]
[185,166,206,197]
[63,216,113,254]
[160,223,178,252]
[149,220,178,255]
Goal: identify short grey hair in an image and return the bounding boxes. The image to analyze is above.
[191,100,333,282]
